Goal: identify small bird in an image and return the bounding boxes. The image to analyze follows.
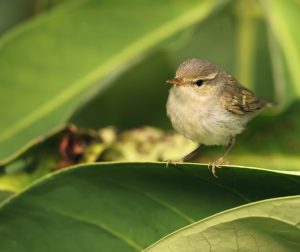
[166,58,272,176]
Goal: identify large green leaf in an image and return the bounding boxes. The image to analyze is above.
[0,190,14,203]
[0,162,300,251]
[146,195,300,251]
[0,0,35,35]
[0,0,224,164]
[0,0,71,36]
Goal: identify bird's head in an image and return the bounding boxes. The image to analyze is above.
[166,59,221,95]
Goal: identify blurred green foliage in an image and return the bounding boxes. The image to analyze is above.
[0,0,221,163]
[1,0,298,170]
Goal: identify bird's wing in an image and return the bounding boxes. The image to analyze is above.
[220,77,269,115]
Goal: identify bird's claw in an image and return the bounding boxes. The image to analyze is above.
[164,159,182,168]
[208,158,228,177]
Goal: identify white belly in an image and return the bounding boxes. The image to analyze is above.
[166,86,248,146]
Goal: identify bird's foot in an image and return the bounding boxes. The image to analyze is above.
[164,159,182,168]
[208,157,228,177]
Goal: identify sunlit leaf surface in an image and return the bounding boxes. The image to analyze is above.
[0,162,300,251]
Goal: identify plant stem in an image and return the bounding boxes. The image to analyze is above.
[234,0,261,88]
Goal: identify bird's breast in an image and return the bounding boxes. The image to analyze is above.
[166,86,247,145]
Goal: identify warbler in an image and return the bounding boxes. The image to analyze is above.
[166,58,272,176]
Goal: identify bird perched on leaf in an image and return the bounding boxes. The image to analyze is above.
[166,58,273,176]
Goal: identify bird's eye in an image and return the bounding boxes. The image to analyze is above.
[194,79,204,86]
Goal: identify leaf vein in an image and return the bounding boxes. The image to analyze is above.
[103,178,196,224]
[48,209,143,251]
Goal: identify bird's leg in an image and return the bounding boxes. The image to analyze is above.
[165,144,204,167]
[209,137,235,177]
[181,144,204,162]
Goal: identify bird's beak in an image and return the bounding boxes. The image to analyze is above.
[166,78,183,85]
